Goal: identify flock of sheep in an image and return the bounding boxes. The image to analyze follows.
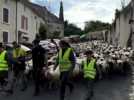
[38,40,134,89]
[73,41,134,79]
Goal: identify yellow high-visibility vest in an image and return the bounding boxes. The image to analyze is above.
[0,50,8,71]
[59,48,72,72]
[13,48,26,58]
[83,58,96,79]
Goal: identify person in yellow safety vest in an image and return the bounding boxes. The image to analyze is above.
[82,50,97,100]
[54,40,75,100]
[12,41,27,91]
[0,43,9,90]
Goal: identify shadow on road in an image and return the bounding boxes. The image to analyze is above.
[0,67,134,100]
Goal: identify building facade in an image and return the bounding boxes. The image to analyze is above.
[0,0,64,43]
[110,0,134,48]
[0,0,16,43]
[17,1,46,43]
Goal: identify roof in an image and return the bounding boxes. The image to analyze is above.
[20,0,63,24]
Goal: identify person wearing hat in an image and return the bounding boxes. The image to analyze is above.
[0,43,9,91]
[54,40,75,100]
[82,50,97,100]
[12,41,27,91]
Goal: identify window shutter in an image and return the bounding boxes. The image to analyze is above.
[26,17,28,30]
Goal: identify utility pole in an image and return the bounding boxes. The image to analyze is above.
[15,0,18,43]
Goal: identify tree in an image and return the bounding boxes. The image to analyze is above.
[84,20,111,33]
[39,23,47,40]
[64,20,84,36]
[49,31,61,38]
[52,31,60,38]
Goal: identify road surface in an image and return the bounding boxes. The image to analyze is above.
[0,69,134,100]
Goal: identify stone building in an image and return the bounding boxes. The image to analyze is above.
[0,0,64,43]
[110,0,134,48]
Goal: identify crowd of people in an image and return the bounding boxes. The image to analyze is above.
[0,39,133,100]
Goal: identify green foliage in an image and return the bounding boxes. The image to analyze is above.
[64,21,84,36]
[64,20,110,36]
[50,31,60,38]
[84,20,111,33]
[39,23,47,40]
[115,9,120,18]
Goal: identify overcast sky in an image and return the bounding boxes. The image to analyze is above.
[31,0,131,29]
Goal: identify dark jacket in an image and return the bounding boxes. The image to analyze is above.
[32,45,46,70]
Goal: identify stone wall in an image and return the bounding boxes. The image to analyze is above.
[110,1,133,48]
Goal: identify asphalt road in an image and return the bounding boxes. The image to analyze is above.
[0,69,134,100]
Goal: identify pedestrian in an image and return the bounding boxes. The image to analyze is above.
[54,40,75,100]
[32,39,46,96]
[0,43,9,91]
[12,41,27,91]
[82,50,97,100]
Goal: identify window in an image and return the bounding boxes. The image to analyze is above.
[3,8,9,23]
[21,15,28,30]
[3,31,8,43]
